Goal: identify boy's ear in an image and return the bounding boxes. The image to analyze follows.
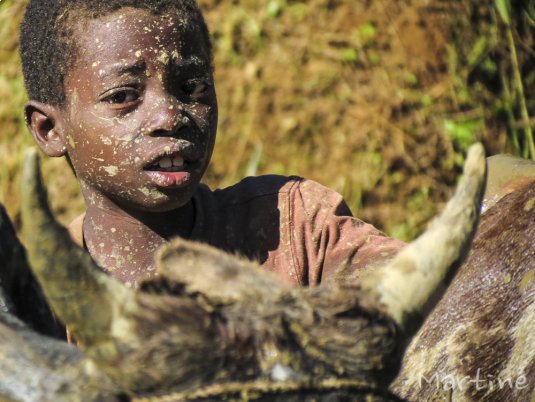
[24,101,67,157]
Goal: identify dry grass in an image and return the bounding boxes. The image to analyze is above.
[1,0,532,239]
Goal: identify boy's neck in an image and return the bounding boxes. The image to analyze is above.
[82,192,195,287]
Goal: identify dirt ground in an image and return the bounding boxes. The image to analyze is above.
[0,0,530,240]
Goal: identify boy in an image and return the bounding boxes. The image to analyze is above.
[20,0,404,288]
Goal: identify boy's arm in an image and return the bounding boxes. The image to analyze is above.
[286,179,406,286]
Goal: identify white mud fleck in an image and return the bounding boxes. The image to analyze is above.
[139,187,165,199]
[103,166,119,176]
[157,51,170,65]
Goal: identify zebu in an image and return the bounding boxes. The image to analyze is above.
[392,156,535,402]
[1,145,486,401]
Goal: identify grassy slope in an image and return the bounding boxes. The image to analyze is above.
[1,0,532,239]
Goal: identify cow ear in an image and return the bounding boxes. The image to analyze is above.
[24,101,67,157]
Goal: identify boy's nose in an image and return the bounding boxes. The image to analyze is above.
[146,96,191,137]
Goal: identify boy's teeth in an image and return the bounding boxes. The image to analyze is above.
[172,155,184,167]
[153,155,185,170]
[158,157,172,168]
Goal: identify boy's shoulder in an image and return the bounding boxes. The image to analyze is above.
[68,175,352,253]
[205,174,303,206]
[199,174,349,213]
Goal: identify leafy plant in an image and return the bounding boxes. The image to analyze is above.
[495,0,534,159]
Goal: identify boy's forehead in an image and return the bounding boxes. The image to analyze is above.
[73,7,208,67]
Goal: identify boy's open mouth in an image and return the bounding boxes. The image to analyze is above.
[143,152,197,188]
[144,155,188,172]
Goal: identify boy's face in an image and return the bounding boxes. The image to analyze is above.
[55,8,217,213]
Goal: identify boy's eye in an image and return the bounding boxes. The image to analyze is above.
[181,80,209,96]
[103,89,140,105]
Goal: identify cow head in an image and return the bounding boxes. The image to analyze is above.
[5,144,486,401]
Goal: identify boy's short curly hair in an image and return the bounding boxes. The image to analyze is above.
[20,0,212,106]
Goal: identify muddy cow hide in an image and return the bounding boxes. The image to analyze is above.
[392,178,535,401]
[0,145,486,402]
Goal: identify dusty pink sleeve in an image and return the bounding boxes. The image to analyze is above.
[285,179,406,285]
[67,212,85,248]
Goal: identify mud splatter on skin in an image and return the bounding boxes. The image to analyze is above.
[103,166,118,177]
[139,187,165,199]
[156,51,170,65]
[49,7,217,285]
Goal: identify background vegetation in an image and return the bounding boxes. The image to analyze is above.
[0,0,533,240]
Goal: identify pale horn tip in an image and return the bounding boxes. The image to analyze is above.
[364,142,486,334]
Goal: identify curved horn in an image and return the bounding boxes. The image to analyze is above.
[21,148,139,355]
[364,143,486,334]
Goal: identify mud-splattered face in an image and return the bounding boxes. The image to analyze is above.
[59,7,217,213]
